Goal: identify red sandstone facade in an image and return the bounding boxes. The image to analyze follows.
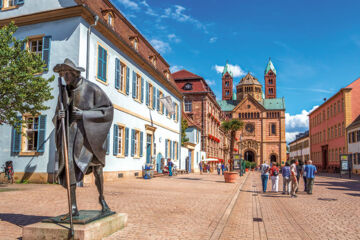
[172,70,230,163]
[222,72,233,100]
[309,78,360,171]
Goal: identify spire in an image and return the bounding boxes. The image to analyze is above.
[265,57,276,75]
[222,60,233,77]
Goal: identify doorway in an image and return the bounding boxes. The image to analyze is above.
[322,145,328,170]
[146,134,152,164]
[270,154,277,163]
[244,150,255,162]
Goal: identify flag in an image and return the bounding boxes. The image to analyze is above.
[160,96,175,114]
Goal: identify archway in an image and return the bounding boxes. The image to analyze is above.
[270,154,277,163]
[244,150,255,162]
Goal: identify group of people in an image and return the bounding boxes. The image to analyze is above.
[260,159,317,198]
[199,162,228,175]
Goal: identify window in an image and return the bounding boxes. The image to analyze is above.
[335,125,337,137]
[270,123,276,135]
[134,73,141,101]
[338,124,341,137]
[226,90,229,96]
[225,81,229,87]
[269,79,273,84]
[174,141,178,160]
[334,103,337,115]
[117,126,124,156]
[184,83,193,90]
[2,0,16,9]
[268,88,274,94]
[159,91,164,114]
[29,38,43,56]
[149,56,157,67]
[134,131,139,156]
[115,59,128,94]
[174,103,179,122]
[97,45,107,82]
[131,129,142,158]
[25,116,39,151]
[185,99,192,112]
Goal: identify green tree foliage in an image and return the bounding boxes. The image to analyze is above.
[181,118,189,145]
[0,22,54,129]
[221,119,244,171]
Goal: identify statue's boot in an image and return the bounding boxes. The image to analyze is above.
[99,196,110,212]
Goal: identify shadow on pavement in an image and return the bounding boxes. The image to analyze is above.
[0,213,50,227]
[346,193,360,197]
[315,180,360,193]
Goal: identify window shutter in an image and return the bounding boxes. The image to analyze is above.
[141,77,145,103]
[156,89,160,111]
[172,103,176,120]
[172,141,175,159]
[42,36,51,70]
[37,115,47,153]
[145,81,149,106]
[106,131,110,155]
[125,127,129,156]
[115,58,120,89]
[152,86,156,109]
[131,129,135,157]
[97,46,102,80]
[165,139,168,158]
[176,104,179,122]
[12,116,22,153]
[126,67,130,95]
[162,98,165,114]
[113,124,118,155]
[132,71,136,98]
[177,142,179,160]
[103,49,107,80]
[140,131,143,157]
[0,1,2,8]
[16,0,24,4]
[170,140,173,159]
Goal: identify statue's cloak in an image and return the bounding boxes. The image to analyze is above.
[54,78,113,186]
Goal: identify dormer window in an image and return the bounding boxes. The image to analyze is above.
[102,9,115,28]
[184,83,193,90]
[108,14,113,26]
[163,70,170,80]
[129,36,139,51]
[149,55,157,68]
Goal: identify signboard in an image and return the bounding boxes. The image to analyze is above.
[233,154,241,170]
[340,154,352,178]
[341,160,348,171]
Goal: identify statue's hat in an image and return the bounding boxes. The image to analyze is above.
[53,58,85,73]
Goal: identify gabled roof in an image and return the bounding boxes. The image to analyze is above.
[232,94,266,112]
[222,61,233,77]
[265,58,277,75]
[263,98,285,110]
[218,96,285,111]
[217,100,240,112]
[172,69,202,80]
[238,73,262,86]
[347,114,360,130]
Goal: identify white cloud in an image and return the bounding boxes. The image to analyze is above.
[286,132,300,143]
[168,34,181,43]
[206,79,216,86]
[140,0,149,7]
[170,65,183,73]
[150,39,171,54]
[214,64,246,77]
[115,0,139,10]
[209,37,218,43]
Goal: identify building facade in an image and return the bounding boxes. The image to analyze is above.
[347,115,360,174]
[218,60,286,166]
[309,78,360,171]
[172,70,230,165]
[0,0,182,183]
[288,131,310,164]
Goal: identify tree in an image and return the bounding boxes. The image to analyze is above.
[0,22,54,129]
[181,118,189,145]
[221,119,244,171]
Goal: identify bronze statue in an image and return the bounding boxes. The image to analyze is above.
[53,58,114,216]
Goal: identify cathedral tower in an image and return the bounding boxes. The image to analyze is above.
[236,73,263,102]
[222,61,233,100]
[264,58,277,99]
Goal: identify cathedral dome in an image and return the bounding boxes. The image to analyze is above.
[238,73,262,86]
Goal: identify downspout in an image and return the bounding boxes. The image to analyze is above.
[86,15,99,80]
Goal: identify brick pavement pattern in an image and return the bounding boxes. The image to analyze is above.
[1,172,360,240]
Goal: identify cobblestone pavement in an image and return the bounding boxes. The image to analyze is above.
[1,172,360,240]
[0,173,245,240]
[220,172,360,240]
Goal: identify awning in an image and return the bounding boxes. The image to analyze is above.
[204,158,218,162]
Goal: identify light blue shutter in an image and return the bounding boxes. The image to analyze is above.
[103,49,107,81]
[173,141,176,159]
[176,104,179,122]
[16,0,24,4]
[115,58,120,89]
[132,71,136,98]
[152,86,156,109]
[126,67,130,95]
[170,140,173,159]
[97,45,102,80]
[131,129,135,157]
[125,127,129,156]
[156,89,160,111]
[106,132,110,155]
[113,125,118,155]
[12,116,22,153]
[165,139,168,158]
[145,81,149,106]
[141,77,144,103]
[172,103,176,120]
[36,115,47,153]
[42,36,51,70]
[177,142,179,160]
[140,132,143,157]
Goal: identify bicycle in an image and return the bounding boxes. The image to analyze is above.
[1,161,14,184]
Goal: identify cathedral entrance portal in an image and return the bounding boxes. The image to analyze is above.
[244,150,255,162]
[270,154,277,163]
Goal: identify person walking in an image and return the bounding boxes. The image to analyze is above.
[296,160,303,193]
[270,163,280,192]
[302,160,308,192]
[221,163,225,175]
[199,161,203,175]
[217,162,221,175]
[304,160,317,194]
[260,161,270,193]
[168,159,173,177]
[290,159,298,198]
[282,162,291,195]
[207,163,210,174]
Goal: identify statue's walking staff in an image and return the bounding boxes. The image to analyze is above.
[57,76,74,237]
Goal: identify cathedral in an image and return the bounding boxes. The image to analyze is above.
[218,59,286,165]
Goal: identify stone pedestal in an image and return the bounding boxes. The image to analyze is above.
[22,212,127,240]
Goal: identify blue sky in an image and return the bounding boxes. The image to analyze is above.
[112,0,360,142]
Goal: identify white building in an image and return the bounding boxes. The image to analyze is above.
[347,115,360,174]
[289,131,310,163]
[0,0,182,183]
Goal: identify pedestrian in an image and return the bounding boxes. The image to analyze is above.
[217,162,221,175]
[302,160,308,192]
[296,160,303,193]
[270,163,280,192]
[260,161,270,193]
[290,159,298,198]
[282,162,291,195]
[221,163,225,175]
[199,161,203,174]
[304,160,317,194]
[168,159,173,176]
[207,163,210,174]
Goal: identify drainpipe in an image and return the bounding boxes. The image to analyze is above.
[86,15,99,80]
